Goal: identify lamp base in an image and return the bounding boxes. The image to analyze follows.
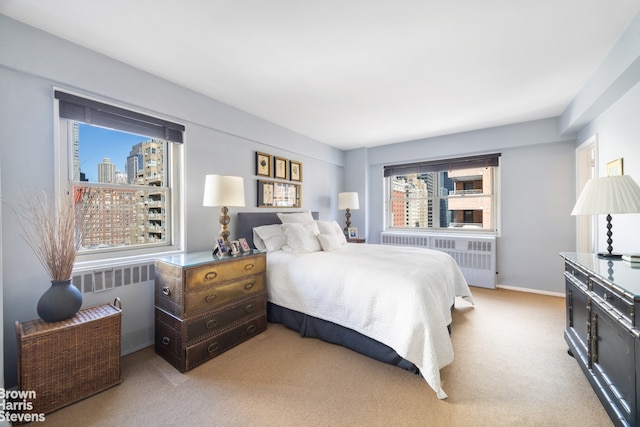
[598,214,622,259]
[597,252,622,259]
[219,206,231,247]
[343,208,351,236]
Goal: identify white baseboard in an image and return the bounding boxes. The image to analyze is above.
[496,284,564,298]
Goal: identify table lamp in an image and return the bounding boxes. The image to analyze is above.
[203,175,246,246]
[338,192,359,236]
[571,175,640,257]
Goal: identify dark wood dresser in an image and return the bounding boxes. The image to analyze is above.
[154,250,267,372]
[561,252,640,427]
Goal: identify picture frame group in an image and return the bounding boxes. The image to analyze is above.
[255,152,303,182]
[255,151,303,208]
[213,237,252,257]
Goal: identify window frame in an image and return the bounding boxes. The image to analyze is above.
[54,89,185,264]
[384,155,500,235]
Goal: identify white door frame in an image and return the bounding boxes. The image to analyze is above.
[575,135,598,253]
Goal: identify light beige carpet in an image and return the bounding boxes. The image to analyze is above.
[39,288,612,426]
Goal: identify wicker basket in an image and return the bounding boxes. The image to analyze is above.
[15,301,122,416]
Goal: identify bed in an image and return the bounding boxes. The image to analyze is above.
[236,211,473,399]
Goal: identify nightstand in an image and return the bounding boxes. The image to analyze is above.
[347,238,366,243]
[154,250,267,372]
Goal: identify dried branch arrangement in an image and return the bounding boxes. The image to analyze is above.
[14,191,83,282]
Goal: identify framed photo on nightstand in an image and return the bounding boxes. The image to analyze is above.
[347,227,358,238]
[215,238,228,256]
[213,239,223,256]
[239,238,251,253]
[230,240,240,256]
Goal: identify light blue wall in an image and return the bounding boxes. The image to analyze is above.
[348,119,577,294]
[574,81,640,253]
[343,148,368,236]
[0,15,344,387]
[565,14,640,256]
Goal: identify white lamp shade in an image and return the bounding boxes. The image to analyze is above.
[571,175,640,215]
[338,192,359,210]
[202,175,246,207]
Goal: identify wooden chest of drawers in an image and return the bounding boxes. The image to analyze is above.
[154,251,267,372]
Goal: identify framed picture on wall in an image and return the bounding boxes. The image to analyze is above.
[274,156,289,180]
[607,158,623,176]
[290,160,303,182]
[256,152,273,177]
[257,180,301,208]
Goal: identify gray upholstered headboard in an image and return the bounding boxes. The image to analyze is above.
[236,211,319,249]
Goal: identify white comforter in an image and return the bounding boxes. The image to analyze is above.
[266,243,474,399]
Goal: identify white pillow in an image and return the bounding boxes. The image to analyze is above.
[317,233,345,252]
[316,220,347,246]
[281,222,321,254]
[253,224,287,252]
[316,220,346,238]
[277,210,315,224]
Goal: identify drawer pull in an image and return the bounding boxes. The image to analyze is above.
[204,271,218,281]
[245,304,254,313]
[244,282,254,290]
[208,343,219,353]
[603,293,612,301]
[206,319,218,329]
[247,324,257,334]
[162,336,171,346]
[162,286,171,296]
[244,263,255,271]
[205,294,217,303]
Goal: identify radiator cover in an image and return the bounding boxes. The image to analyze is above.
[381,232,496,289]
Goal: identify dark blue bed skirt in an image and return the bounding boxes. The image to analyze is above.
[267,302,420,374]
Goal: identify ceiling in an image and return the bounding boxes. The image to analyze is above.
[2,1,639,150]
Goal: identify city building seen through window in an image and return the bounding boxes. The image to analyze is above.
[56,91,184,256]
[385,154,499,232]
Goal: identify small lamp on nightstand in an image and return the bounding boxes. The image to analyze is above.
[338,192,359,236]
[571,175,640,258]
[203,174,246,247]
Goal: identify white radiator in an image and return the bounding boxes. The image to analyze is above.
[381,232,496,289]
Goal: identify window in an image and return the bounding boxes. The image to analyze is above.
[55,91,184,258]
[384,154,500,233]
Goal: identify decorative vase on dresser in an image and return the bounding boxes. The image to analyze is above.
[561,252,640,427]
[154,250,267,372]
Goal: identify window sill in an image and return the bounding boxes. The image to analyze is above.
[73,248,184,274]
[384,229,498,237]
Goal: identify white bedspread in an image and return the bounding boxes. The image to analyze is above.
[266,243,474,399]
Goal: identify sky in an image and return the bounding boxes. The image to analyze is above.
[78,124,149,182]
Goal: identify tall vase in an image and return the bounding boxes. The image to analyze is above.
[37,279,83,322]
